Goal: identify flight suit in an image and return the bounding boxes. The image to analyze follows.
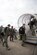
[19,26,26,46]
[3,27,10,49]
[10,28,14,41]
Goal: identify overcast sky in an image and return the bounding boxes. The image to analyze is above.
[0,0,37,29]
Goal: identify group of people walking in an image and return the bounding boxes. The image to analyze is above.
[0,24,17,50]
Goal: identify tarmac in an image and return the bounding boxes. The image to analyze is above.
[0,39,37,55]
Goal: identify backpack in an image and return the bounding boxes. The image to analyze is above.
[4,27,8,33]
[19,27,23,34]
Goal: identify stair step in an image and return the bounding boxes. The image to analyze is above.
[26,36,37,40]
[25,39,37,44]
[27,36,37,38]
[27,38,37,40]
